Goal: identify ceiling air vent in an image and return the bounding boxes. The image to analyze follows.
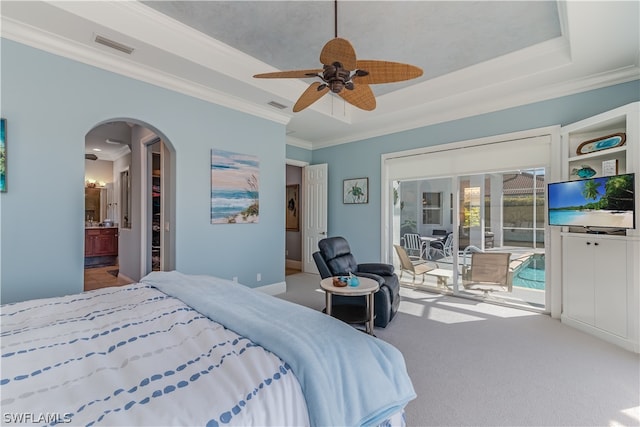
[94,35,134,55]
[267,101,287,110]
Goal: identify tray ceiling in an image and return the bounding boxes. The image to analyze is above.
[2,1,639,151]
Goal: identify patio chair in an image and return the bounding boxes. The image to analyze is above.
[403,233,423,260]
[463,252,512,294]
[394,245,439,283]
[430,233,453,260]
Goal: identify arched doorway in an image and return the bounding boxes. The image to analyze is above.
[84,119,176,290]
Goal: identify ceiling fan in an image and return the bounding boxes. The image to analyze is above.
[253,1,423,112]
[85,153,98,161]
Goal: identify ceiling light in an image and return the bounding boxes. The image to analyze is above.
[93,148,102,152]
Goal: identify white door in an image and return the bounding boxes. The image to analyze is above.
[303,163,328,273]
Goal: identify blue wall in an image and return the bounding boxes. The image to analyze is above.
[0,39,286,303]
[286,144,312,163]
[1,36,638,304]
[311,81,640,262]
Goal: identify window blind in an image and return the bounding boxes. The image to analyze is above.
[386,134,551,181]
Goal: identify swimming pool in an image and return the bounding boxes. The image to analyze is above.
[513,254,545,290]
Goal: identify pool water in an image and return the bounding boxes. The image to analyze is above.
[513,255,545,290]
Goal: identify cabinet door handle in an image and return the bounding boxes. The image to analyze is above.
[586,242,591,245]
[594,242,599,246]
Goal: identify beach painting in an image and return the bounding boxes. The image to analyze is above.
[211,149,259,224]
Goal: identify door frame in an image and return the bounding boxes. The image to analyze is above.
[140,133,176,276]
[381,126,561,316]
[285,159,329,274]
[286,159,308,272]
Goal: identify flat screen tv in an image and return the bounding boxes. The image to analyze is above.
[547,173,636,230]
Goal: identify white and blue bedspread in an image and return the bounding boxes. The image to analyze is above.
[1,271,415,426]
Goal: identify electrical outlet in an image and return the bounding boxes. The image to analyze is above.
[257,273,261,282]
[232,276,238,283]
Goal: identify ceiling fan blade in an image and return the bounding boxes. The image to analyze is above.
[293,82,330,112]
[85,154,98,161]
[354,60,423,84]
[254,69,324,79]
[320,38,357,70]
[338,83,376,111]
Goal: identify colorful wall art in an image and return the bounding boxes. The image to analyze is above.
[211,149,260,224]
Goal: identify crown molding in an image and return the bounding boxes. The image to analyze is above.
[1,16,291,126]
[286,135,313,150]
[94,144,131,162]
[310,66,640,150]
[49,1,346,123]
[3,1,636,152]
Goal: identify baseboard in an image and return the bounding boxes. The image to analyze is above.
[285,259,302,270]
[256,281,286,296]
[561,314,639,353]
[119,272,135,283]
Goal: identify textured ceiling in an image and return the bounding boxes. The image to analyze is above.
[142,1,561,96]
[2,1,638,153]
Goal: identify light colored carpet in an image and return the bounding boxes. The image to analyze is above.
[279,273,640,427]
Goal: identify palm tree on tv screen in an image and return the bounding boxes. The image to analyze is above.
[582,179,602,202]
[604,175,634,210]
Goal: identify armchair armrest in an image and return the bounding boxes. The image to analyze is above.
[357,263,395,276]
[353,271,384,287]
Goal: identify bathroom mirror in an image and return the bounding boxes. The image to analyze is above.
[85,187,104,222]
[120,169,131,229]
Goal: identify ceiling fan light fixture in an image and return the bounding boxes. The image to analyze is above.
[253,0,423,112]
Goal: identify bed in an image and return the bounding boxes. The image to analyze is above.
[1,271,415,426]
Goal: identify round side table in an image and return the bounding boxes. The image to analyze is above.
[320,276,379,335]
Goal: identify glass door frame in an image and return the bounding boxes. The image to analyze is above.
[381,126,561,315]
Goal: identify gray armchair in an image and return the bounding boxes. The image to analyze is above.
[313,236,400,328]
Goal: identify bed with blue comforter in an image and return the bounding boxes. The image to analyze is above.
[1,271,415,426]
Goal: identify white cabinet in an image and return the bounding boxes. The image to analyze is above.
[559,102,639,353]
[562,234,628,338]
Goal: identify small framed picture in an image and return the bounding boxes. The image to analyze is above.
[601,159,618,176]
[286,184,300,231]
[343,177,368,204]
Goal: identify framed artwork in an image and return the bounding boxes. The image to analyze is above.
[343,177,368,204]
[0,118,5,192]
[601,159,618,176]
[211,149,260,224]
[286,184,299,231]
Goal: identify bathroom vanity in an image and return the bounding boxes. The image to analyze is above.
[84,226,118,267]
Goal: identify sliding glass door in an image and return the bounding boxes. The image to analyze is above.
[393,168,546,310]
[456,169,546,309]
[385,132,552,311]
